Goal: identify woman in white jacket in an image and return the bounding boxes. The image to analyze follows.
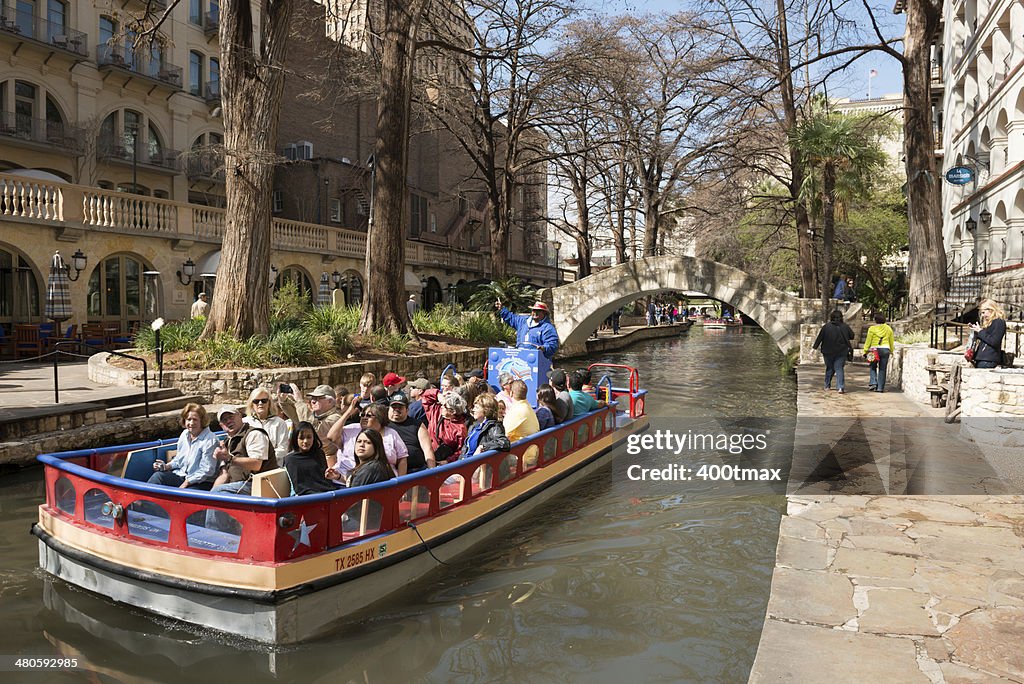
[244,387,291,464]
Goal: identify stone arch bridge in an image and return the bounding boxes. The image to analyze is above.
[541,255,823,356]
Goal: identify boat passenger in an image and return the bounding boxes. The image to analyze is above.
[328,403,408,478]
[406,377,431,424]
[148,403,218,490]
[463,368,486,390]
[367,384,389,406]
[460,394,510,458]
[357,373,376,402]
[495,299,560,358]
[422,389,469,464]
[568,370,605,416]
[280,384,343,468]
[576,367,596,395]
[496,399,507,423]
[346,429,395,488]
[382,372,406,393]
[439,371,461,395]
[503,379,539,443]
[548,369,573,423]
[210,405,275,496]
[388,392,435,473]
[283,421,336,495]
[534,385,558,431]
[244,387,290,464]
[494,372,514,407]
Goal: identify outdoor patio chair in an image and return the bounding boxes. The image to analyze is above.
[47,324,78,352]
[13,324,45,359]
[80,323,108,351]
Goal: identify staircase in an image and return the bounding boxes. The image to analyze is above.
[101,387,205,420]
[946,273,984,308]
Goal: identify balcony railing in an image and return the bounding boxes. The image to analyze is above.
[97,45,182,89]
[0,113,83,151]
[0,171,558,283]
[0,5,89,57]
[930,62,942,83]
[97,137,182,172]
[204,81,220,104]
[185,154,225,181]
[204,11,219,36]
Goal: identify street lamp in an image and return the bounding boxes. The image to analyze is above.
[269,264,278,289]
[66,249,87,281]
[331,270,342,289]
[151,317,165,389]
[447,283,456,304]
[980,208,992,225]
[176,257,195,285]
[965,217,977,233]
[553,240,561,286]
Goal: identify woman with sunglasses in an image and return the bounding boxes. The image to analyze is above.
[970,299,1007,369]
[327,402,408,479]
[244,387,290,464]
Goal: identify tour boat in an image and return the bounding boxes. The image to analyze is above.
[32,363,648,644]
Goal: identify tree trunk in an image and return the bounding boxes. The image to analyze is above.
[903,0,946,309]
[359,0,430,335]
[613,159,629,264]
[641,181,659,257]
[487,190,509,279]
[573,187,592,278]
[203,0,293,339]
[775,0,818,298]
[820,164,836,313]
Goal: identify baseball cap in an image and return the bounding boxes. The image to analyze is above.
[464,368,484,380]
[549,368,567,388]
[388,392,409,406]
[529,302,550,313]
[216,405,239,421]
[306,384,336,399]
[407,378,430,391]
[499,372,514,387]
[382,372,406,388]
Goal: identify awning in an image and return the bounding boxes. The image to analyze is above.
[404,268,422,291]
[195,250,220,278]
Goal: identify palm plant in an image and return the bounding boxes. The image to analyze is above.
[467,277,538,312]
[792,108,889,311]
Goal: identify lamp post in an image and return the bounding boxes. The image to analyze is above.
[151,317,165,388]
[331,270,342,289]
[269,264,278,289]
[980,208,992,226]
[176,257,195,285]
[553,240,561,286]
[447,283,456,304]
[67,249,87,281]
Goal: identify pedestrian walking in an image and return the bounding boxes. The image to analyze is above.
[812,310,855,393]
[863,313,895,392]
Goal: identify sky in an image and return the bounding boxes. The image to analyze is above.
[586,0,906,100]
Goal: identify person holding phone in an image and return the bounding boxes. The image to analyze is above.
[970,299,1007,369]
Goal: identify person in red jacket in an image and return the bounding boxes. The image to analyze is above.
[421,388,468,464]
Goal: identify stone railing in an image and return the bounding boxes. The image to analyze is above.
[0,172,555,281]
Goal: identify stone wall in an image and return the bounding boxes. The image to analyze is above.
[898,345,962,405]
[90,348,489,403]
[982,266,1024,311]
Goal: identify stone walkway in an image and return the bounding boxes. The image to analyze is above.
[749,361,1024,683]
[0,358,142,411]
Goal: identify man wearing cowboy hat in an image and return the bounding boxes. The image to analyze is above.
[495,299,560,358]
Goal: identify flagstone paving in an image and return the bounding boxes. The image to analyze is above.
[749,361,1024,683]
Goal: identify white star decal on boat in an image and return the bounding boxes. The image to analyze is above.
[287,517,318,553]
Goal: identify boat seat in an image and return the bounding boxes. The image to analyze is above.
[122,446,176,481]
[252,468,291,498]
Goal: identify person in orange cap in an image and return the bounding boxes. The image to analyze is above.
[495,299,560,358]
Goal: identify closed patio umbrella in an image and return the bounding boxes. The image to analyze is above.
[45,251,72,323]
[317,272,331,306]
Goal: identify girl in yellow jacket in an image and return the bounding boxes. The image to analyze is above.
[863,313,895,392]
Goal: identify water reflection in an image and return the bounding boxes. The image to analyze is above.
[7,327,793,683]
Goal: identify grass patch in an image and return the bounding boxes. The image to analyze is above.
[896,329,930,344]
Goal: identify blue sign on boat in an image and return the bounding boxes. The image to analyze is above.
[945,166,975,185]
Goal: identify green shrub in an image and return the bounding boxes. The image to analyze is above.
[264,328,334,367]
[271,280,310,325]
[460,311,516,346]
[467,277,537,312]
[413,303,463,337]
[133,318,206,353]
[194,332,268,369]
[367,330,414,354]
[896,329,930,344]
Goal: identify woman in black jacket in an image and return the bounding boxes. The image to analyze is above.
[812,310,855,393]
[460,394,511,458]
[970,299,1006,369]
[283,421,337,495]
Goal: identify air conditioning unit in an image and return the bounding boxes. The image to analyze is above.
[283,144,297,160]
[297,141,313,160]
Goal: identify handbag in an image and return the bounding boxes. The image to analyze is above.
[965,332,980,366]
[865,347,879,364]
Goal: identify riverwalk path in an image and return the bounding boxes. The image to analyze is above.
[749,360,1024,683]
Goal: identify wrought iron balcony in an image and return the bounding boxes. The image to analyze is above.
[97,44,183,89]
[0,5,89,57]
[0,112,83,151]
[204,11,219,36]
[204,81,220,104]
[97,136,182,172]
[185,154,225,181]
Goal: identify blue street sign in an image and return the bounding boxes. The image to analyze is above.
[945,166,975,185]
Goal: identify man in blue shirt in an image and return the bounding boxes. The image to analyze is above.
[568,369,605,416]
[496,300,560,359]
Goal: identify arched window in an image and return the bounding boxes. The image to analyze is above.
[98,109,166,169]
[275,267,313,303]
[0,246,40,324]
[339,269,362,307]
[86,254,153,329]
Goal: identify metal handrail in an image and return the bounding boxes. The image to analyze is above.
[52,340,149,417]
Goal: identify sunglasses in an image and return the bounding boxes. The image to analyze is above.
[253,398,270,405]
[361,413,377,419]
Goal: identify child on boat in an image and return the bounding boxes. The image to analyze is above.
[283,421,336,495]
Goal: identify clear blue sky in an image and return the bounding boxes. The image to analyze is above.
[583,0,906,101]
